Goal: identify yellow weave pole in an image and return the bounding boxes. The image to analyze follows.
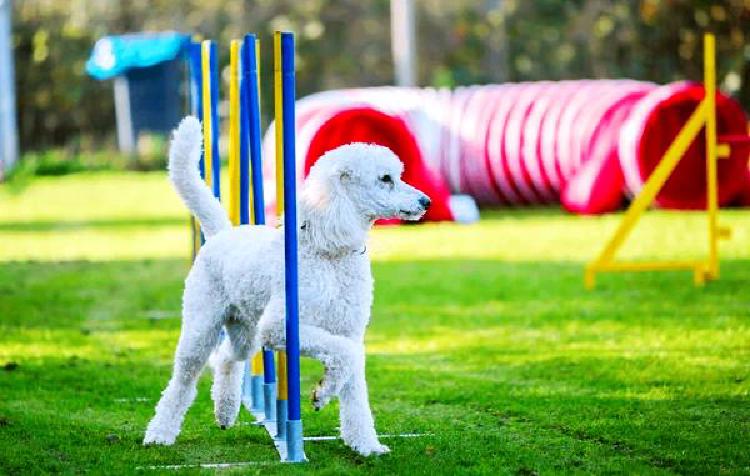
[188,34,205,262]
[274,31,285,220]
[252,353,263,375]
[256,38,262,114]
[228,40,241,226]
[277,352,288,400]
[201,40,213,192]
[191,216,200,261]
[273,30,289,409]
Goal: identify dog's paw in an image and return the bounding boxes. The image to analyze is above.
[368,443,391,456]
[213,394,239,428]
[311,380,332,411]
[143,431,176,446]
[214,412,237,429]
[353,442,390,456]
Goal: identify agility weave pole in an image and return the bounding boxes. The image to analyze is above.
[187,31,305,462]
[239,32,280,437]
[279,31,304,460]
[228,36,268,417]
[585,33,749,289]
[187,39,221,250]
[235,36,267,418]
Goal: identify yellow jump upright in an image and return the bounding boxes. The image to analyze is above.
[585,33,733,289]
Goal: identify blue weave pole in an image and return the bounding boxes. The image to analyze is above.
[262,346,276,422]
[250,368,264,413]
[238,53,251,227]
[242,33,276,421]
[187,41,205,247]
[243,34,266,225]
[187,41,204,179]
[209,41,221,199]
[280,31,305,463]
[237,42,262,412]
[275,397,288,441]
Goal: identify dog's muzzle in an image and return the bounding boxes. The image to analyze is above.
[398,194,431,220]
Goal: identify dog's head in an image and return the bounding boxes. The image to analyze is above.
[304,143,430,222]
[300,143,430,253]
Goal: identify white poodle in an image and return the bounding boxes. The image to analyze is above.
[143,116,430,456]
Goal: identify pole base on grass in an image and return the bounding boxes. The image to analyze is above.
[285,419,306,462]
[263,383,276,421]
[250,375,264,412]
[275,400,288,440]
[245,405,304,462]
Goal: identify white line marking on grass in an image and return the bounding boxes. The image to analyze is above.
[235,426,431,439]
[114,397,150,403]
[136,461,275,471]
[304,433,431,441]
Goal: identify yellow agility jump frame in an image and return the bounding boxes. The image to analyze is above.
[585,33,735,289]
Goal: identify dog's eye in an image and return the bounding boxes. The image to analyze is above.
[380,175,392,184]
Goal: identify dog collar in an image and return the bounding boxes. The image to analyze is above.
[299,220,367,257]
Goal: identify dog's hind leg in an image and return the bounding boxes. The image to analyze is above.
[338,347,389,456]
[144,271,225,445]
[211,314,257,428]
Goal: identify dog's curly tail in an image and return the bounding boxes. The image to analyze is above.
[168,116,231,238]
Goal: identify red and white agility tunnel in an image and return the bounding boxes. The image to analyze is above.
[262,81,749,219]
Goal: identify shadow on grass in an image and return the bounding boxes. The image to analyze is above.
[0,216,188,232]
[3,257,748,330]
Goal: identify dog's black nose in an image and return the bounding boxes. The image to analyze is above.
[419,196,431,209]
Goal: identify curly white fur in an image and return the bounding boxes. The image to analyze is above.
[144,116,430,456]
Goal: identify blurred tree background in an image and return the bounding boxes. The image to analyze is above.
[11,0,750,155]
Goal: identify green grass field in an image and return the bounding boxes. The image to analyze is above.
[1,173,748,475]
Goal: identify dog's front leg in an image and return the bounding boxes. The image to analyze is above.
[284,324,359,409]
[262,321,388,456]
[338,346,390,456]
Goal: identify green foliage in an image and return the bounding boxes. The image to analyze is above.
[13,2,115,153]
[0,172,749,473]
[12,1,750,155]
[3,149,167,192]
